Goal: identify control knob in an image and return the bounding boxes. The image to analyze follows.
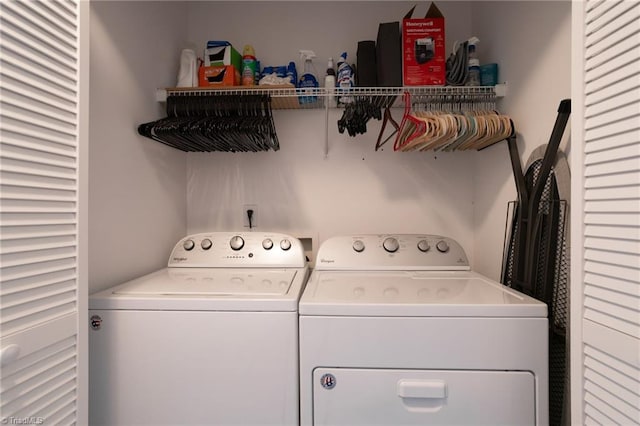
[352,240,365,253]
[436,240,450,253]
[417,240,430,252]
[230,236,244,251]
[201,238,212,250]
[280,239,292,251]
[383,237,399,253]
[262,238,273,250]
[183,239,195,251]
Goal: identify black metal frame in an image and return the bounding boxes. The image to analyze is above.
[503,99,571,296]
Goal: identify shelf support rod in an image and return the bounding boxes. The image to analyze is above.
[324,98,329,158]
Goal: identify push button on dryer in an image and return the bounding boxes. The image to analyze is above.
[436,240,450,253]
[417,239,430,252]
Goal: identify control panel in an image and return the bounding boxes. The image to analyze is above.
[168,232,305,268]
[314,234,470,271]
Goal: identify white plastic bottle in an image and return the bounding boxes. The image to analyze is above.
[324,57,336,106]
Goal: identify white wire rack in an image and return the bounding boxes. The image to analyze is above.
[156,84,506,110]
[153,84,507,156]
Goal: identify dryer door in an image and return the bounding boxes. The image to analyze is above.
[313,368,536,425]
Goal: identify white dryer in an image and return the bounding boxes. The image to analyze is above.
[299,234,548,426]
[89,232,309,426]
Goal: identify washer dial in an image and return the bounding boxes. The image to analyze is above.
[262,238,273,250]
[230,236,245,251]
[383,237,399,253]
[352,240,365,252]
[280,239,292,251]
[183,239,195,251]
[201,238,212,250]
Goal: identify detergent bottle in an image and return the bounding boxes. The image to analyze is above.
[336,52,354,104]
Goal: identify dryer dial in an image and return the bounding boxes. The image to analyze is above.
[352,240,365,252]
[262,238,274,250]
[417,239,430,252]
[230,236,244,251]
[183,239,195,251]
[383,237,399,253]
[436,240,450,253]
[280,239,292,251]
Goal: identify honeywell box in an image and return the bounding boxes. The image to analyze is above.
[402,2,445,86]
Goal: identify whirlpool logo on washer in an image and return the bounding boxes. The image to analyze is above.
[90,315,102,331]
[172,257,187,262]
[319,258,335,264]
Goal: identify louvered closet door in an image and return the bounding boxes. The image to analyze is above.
[0,0,82,424]
[572,0,640,425]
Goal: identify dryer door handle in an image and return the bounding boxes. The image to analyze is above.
[397,379,447,399]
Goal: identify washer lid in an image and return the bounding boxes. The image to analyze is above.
[299,270,547,317]
[90,267,307,311]
[115,268,296,296]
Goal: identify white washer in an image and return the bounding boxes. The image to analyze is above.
[89,232,309,426]
[299,234,548,426]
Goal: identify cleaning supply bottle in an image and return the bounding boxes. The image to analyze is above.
[336,52,354,104]
[286,61,298,87]
[324,57,336,106]
[298,50,319,104]
[466,37,481,86]
[242,45,257,86]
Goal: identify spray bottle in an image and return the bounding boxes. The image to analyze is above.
[298,50,319,104]
[465,37,481,86]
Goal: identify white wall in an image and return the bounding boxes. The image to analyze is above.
[185,1,480,260]
[188,112,478,249]
[186,1,472,84]
[470,1,572,280]
[89,2,189,292]
[87,1,571,288]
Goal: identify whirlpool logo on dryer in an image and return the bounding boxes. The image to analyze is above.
[319,258,335,264]
[172,257,188,262]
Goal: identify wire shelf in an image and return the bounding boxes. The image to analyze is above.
[158,84,505,110]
